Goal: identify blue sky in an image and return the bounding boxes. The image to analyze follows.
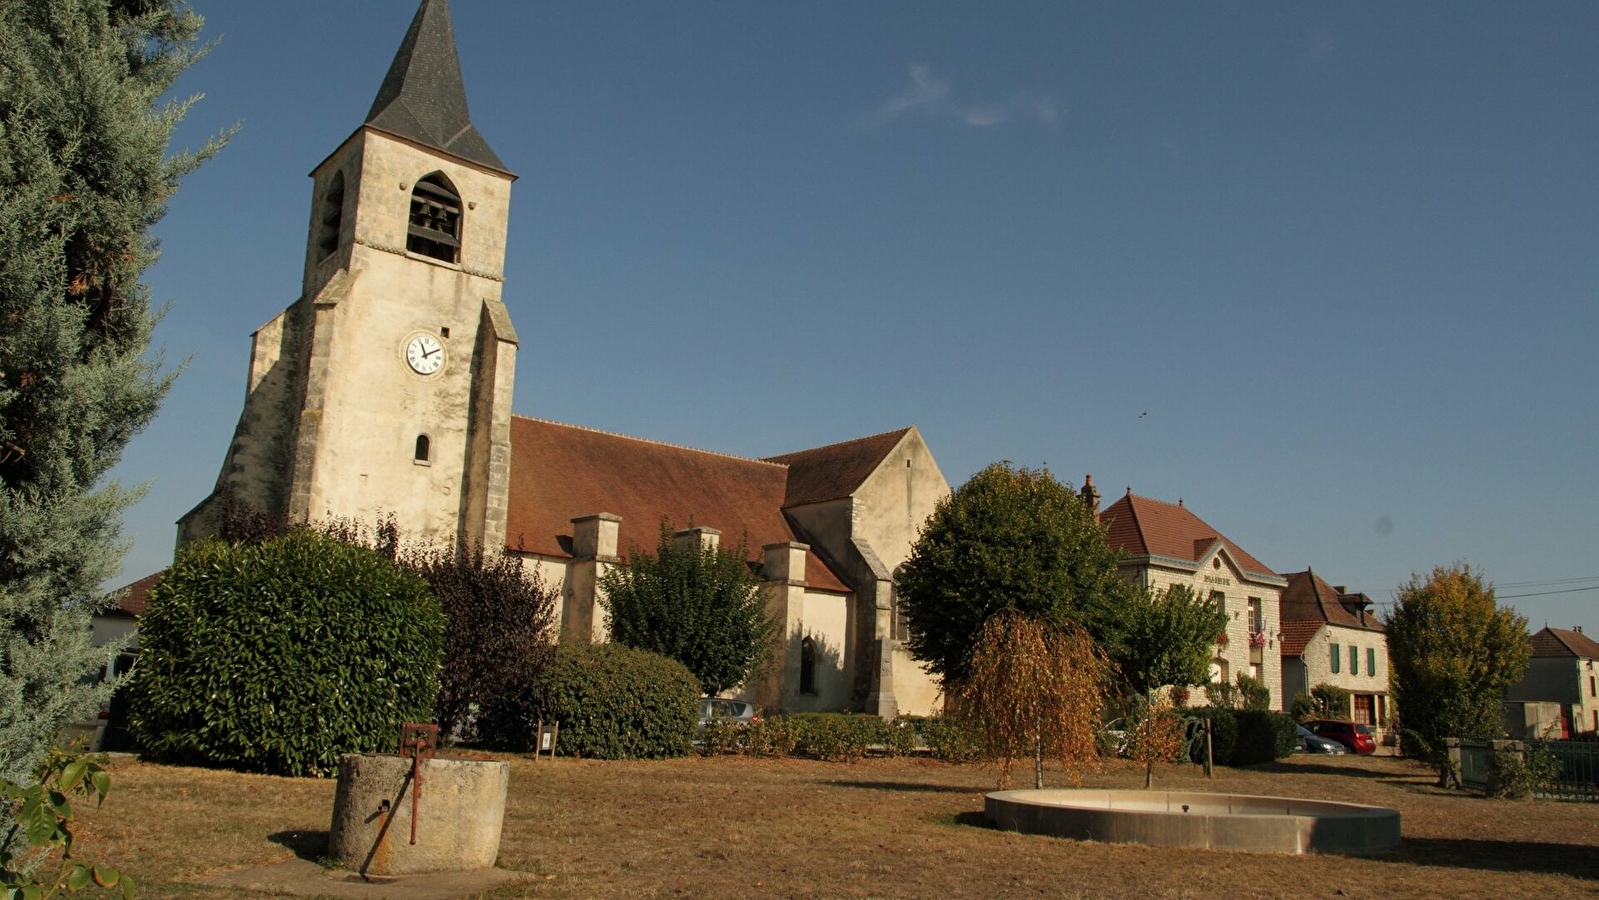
[115,1,1599,625]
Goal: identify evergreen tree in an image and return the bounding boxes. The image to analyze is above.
[0,0,224,779]
[600,522,776,697]
[1115,584,1228,697]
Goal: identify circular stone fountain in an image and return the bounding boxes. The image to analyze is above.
[985,790,1400,854]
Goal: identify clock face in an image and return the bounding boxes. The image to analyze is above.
[405,334,445,375]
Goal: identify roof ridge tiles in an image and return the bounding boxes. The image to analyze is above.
[765,426,913,460]
[508,415,787,468]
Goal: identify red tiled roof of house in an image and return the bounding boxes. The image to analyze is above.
[505,417,851,593]
[1531,626,1599,659]
[763,427,912,507]
[108,570,163,617]
[1279,620,1324,657]
[1280,570,1385,632]
[1099,492,1276,578]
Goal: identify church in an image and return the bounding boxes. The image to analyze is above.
[174,0,950,718]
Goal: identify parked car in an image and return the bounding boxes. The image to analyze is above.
[1306,719,1376,755]
[698,698,757,730]
[1295,724,1347,755]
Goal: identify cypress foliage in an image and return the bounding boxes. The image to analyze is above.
[0,0,225,778]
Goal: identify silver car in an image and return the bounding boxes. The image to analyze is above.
[698,698,757,729]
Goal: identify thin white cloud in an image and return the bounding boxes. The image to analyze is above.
[864,65,1058,129]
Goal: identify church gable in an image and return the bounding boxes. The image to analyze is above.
[763,427,913,508]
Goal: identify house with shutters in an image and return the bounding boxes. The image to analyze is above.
[1095,486,1287,710]
[1278,570,1390,737]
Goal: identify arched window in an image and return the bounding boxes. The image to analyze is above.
[316,171,345,260]
[414,434,431,465]
[406,173,461,263]
[799,636,816,695]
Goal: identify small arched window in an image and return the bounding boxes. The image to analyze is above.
[414,434,432,465]
[316,171,345,260]
[799,636,817,695]
[406,173,461,263]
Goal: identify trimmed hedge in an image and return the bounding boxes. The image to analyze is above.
[786,712,883,762]
[1185,707,1240,766]
[1232,710,1298,765]
[483,642,698,759]
[128,532,444,776]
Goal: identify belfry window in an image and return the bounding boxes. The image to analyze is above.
[414,434,432,465]
[316,171,345,260]
[407,173,461,263]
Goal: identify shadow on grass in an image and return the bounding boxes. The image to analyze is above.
[268,830,331,862]
[1250,760,1396,779]
[821,780,981,795]
[949,811,995,829]
[1393,837,1599,879]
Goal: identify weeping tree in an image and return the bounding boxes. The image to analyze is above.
[952,609,1108,789]
[0,0,226,780]
[1123,695,1187,788]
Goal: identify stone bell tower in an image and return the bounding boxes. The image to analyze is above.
[179,0,518,550]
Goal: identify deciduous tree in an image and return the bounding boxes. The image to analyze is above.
[1385,563,1531,784]
[600,522,776,697]
[895,463,1131,687]
[952,609,1108,789]
[0,0,226,780]
[1115,584,1227,697]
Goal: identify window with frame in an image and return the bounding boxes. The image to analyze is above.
[1330,643,1341,674]
[407,173,462,263]
[1248,597,1263,635]
[414,434,431,465]
[799,636,817,695]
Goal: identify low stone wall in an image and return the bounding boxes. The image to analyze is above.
[328,753,509,875]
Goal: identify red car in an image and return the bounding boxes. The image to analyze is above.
[1306,719,1376,755]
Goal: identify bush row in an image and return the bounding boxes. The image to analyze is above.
[1185,707,1296,766]
[700,712,981,762]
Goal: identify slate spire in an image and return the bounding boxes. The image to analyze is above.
[365,0,509,173]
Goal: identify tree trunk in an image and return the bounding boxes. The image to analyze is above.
[1034,735,1044,789]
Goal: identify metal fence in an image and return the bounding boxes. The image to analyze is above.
[1457,737,1599,800]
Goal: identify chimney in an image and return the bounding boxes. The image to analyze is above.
[1080,475,1101,524]
[762,542,809,585]
[1577,626,1584,634]
[571,513,621,560]
[674,526,720,553]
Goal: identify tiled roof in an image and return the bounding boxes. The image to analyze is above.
[1279,621,1324,657]
[1531,626,1599,659]
[1280,570,1385,632]
[1099,493,1276,578]
[107,571,163,617]
[505,417,850,592]
[763,428,912,507]
[365,0,509,174]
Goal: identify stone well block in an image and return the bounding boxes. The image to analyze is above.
[328,753,509,875]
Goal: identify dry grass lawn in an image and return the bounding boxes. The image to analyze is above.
[71,751,1599,899]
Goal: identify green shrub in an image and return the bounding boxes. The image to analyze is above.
[1310,683,1352,719]
[744,716,797,757]
[1184,707,1239,766]
[128,532,443,776]
[1232,710,1297,765]
[1235,674,1271,712]
[1290,693,1317,722]
[1488,743,1559,799]
[485,642,698,759]
[922,713,983,762]
[786,712,881,762]
[883,716,920,757]
[700,717,745,756]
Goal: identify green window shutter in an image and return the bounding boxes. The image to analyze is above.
[1368,647,1376,677]
[1350,645,1359,676]
[1330,643,1340,674]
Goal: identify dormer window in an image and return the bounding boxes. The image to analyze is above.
[316,171,345,260]
[407,173,461,263]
